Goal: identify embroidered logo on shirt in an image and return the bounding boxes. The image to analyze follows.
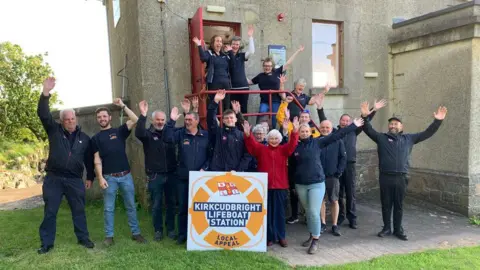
[222,136,227,141]
[109,133,117,140]
[294,152,299,156]
[153,136,158,141]
[183,139,190,145]
[79,141,82,144]
[388,138,393,142]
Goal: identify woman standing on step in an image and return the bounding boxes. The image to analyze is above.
[289,118,364,254]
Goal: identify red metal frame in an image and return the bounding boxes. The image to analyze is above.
[185,90,320,132]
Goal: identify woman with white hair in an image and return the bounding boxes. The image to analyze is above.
[289,118,364,254]
[243,118,299,248]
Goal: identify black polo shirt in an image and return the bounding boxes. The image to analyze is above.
[251,65,284,103]
[92,123,131,174]
[287,91,311,120]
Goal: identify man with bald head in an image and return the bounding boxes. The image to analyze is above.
[135,101,177,241]
[37,77,95,254]
[319,119,346,236]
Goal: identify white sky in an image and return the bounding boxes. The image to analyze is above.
[0,0,111,109]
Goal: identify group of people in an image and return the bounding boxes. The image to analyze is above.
[36,29,448,255]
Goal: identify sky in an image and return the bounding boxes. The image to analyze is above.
[0,0,112,109]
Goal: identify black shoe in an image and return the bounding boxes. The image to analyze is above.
[332,225,341,236]
[177,236,187,245]
[103,237,114,246]
[78,239,95,249]
[321,223,327,233]
[307,239,319,255]
[302,235,313,247]
[154,231,163,242]
[167,231,177,240]
[286,216,299,224]
[337,216,345,226]
[377,228,392,237]
[132,234,148,244]
[394,231,408,241]
[37,245,54,254]
[349,220,358,229]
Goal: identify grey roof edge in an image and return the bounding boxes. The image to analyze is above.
[392,0,480,29]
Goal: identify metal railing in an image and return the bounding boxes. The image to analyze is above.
[185,90,320,132]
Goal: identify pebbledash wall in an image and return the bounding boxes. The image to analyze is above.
[67,0,477,214]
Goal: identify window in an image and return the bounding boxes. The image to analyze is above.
[312,21,343,88]
[113,0,121,27]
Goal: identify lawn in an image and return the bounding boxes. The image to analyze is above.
[0,200,479,270]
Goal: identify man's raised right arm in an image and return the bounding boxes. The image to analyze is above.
[37,77,57,133]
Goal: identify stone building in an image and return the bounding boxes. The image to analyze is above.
[72,0,480,216]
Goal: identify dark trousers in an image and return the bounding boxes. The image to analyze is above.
[39,174,89,247]
[177,179,189,240]
[379,173,408,233]
[147,172,177,234]
[338,162,357,223]
[208,80,231,111]
[289,188,299,219]
[230,87,249,114]
[267,189,287,242]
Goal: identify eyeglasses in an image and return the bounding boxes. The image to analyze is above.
[263,65,272,68]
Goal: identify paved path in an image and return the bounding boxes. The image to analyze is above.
[0,184,43,210]
[270,193,480,267]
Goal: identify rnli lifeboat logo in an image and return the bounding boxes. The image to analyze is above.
[187,172,268,252]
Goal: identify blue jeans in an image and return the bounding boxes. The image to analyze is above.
[259,102,281,129]
[147,172,177,234]
[267,189,287,242]
[103,173,141,237]
[296,182,325,238]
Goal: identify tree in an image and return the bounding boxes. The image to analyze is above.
[0,42,61,141]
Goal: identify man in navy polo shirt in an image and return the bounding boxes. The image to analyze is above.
[135,100,177,241]
[92,98,146,246]
[249,45,304,129]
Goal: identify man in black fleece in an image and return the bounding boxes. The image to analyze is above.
[361,101,447,241]
[37,77,95,254]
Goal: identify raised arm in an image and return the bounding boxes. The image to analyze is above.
[231,100,245,131]
[409,106,447,144]
[207,90,225,134]
[245,25,255,59]
[280,117,300,156]
[37,77,57,134]
[360,101,381,143]
[242,121,262,157]
[317,120,362,147]
[135,100,149,142]
[163,107,182,143]
[356,99,387,135]
[283,45,304,70]
[315,84,329,122]
[113,98,138,130]
[193,37,210,63]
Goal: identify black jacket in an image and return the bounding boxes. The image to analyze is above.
[37,94,94,180]
[289,124,357,186]
[318,108,376,162]
[207,101,251,172]
[135,115,176,174]
[163,120,210,180]
[320,137,347,178]
[362,117,443,174]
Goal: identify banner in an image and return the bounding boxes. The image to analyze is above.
[187,171,268,252]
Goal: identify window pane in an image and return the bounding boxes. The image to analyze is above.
[312,22,339,87]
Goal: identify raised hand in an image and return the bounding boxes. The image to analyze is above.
[139,100,148,116]
[315,93,325,109]
[42,77,56,95]
[224,45,232,51]
[360,101,372,117]
[214,90,226,103]
[324,82,331,94]
[242,120,251,136]
[292,116,300,132]
[285,96,294,103]
[231,100,241,114]
[374,99,387,111]
[353,118,365,127]
[284,107,290,120]
[113,98,125,107]
[170,107,181,121]
[192,96,199,109]
[247,25,254,37]
[192,37,202,46]
[434,106,448,120]
[279,74,287,85]
[181,98,191,113]
[298,45,305,52]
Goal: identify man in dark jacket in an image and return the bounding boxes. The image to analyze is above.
[135,101,177,241]
[208,90,251,172]
[316,94,387,229]
[37,77,95,254]
[361,101,447,241]
[164,107,210,244]
[319,120,347,236]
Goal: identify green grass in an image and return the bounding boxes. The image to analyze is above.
[0,139,45,168]
[0,202,479,270]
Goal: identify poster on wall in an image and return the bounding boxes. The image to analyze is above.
[187,171,268,252]
[268,45,286,69]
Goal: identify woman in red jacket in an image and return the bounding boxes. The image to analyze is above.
[243,118,299,248]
